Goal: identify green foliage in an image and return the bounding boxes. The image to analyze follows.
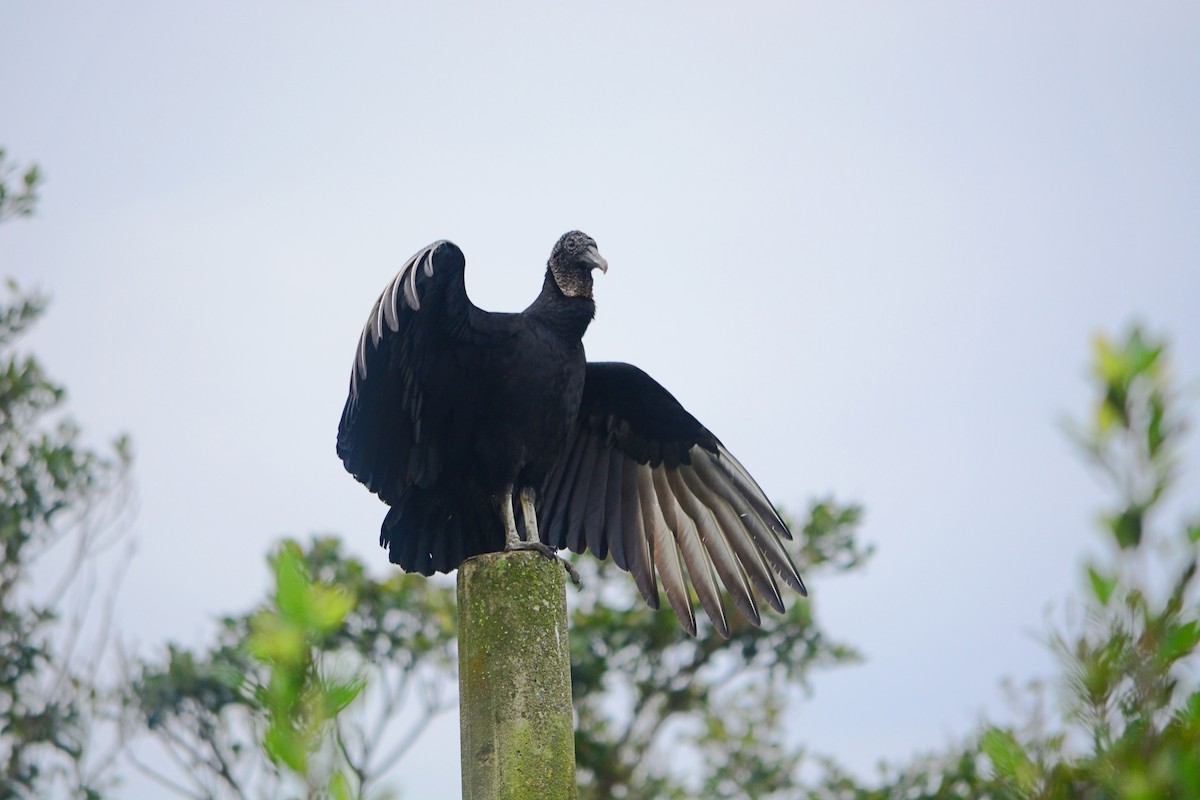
[821,326,1200,799]
[127,508,865,800]
[570,497,870,800]
[980,729,1039,796]
[1,163,129,798]
[248,543,363,792]
[125,537,457,799]
[994,327,1200,799]
[0,150,41,223]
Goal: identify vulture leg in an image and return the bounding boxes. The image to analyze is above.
[500,484,522,550]
[519,486,540,543]
[498,486,581,588]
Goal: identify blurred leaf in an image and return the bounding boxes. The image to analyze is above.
[1160,621,1200,665]
[1098,389,1125,433]
[264,724,306,773]
[274,544,311,623]
[1088,565,1118,606]
[1106,507,1144,549]
[330,771,352,800]
[1147,394,1168,457]
[1124,328,1163,375]
[307,582,355,633]
[247,612,305,665]
[324,677,365,716]
[1178,690,1200,727]
[981,729,1037,793]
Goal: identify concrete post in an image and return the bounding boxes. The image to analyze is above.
[457,551,577,800]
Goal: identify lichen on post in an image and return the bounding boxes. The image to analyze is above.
[457,550,577,800]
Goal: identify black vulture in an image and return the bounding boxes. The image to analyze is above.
[337,231,806,636]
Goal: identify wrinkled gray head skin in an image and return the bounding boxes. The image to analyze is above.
[548,230,608,298]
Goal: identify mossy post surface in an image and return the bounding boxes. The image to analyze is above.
[457,550,577,800]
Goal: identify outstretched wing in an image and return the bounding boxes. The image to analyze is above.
[337,240,485,504]
[539,362,806,637]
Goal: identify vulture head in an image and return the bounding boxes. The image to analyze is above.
[548,230,608,298]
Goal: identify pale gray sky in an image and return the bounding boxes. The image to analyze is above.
[3,2,1199,797]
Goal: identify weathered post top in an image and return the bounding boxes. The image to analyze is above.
[457,550,577,800]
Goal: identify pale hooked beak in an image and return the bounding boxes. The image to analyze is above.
[582,245,608,274]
